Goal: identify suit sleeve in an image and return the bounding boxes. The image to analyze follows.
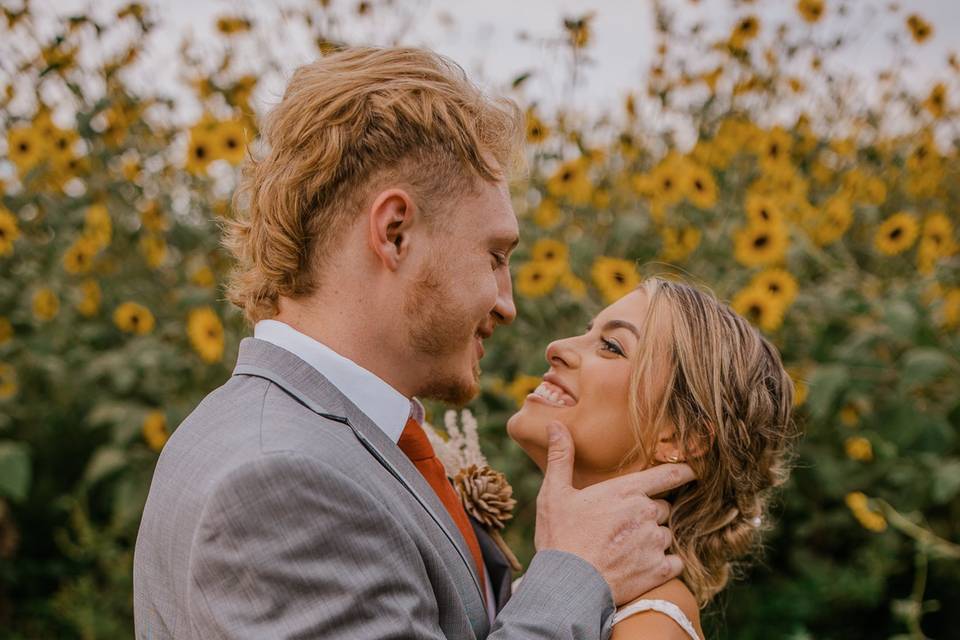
[185,452,447,639]
[488,550,616,640]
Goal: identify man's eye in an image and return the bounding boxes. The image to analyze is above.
[491,252,507,268]
[600,337,625,357]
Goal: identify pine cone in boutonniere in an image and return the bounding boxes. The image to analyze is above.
[422,410,524,572]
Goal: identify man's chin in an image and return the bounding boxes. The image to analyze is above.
[419,370,480,407]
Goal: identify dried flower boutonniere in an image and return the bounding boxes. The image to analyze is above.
[423,409,523,572]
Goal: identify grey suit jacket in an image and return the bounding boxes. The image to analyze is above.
[133,338,615,639]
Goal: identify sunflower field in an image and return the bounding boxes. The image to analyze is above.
[1,1,959,638]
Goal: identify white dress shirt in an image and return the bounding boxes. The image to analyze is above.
[253,319,497,621]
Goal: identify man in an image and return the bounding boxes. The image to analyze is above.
[133,47,693,639]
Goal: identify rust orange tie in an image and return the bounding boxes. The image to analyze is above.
[397,417,487,600]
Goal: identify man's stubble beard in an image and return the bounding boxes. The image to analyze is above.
[403,254,481,406]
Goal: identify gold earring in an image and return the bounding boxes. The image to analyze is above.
[666,454,680,463]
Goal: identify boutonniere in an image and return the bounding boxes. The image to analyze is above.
[423,409,523,572]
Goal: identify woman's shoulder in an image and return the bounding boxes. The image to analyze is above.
[610,578,703,640]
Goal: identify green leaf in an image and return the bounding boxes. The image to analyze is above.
[0,441,31,501]
[806,364,849,422]
[900,347,954,388]
[931,459,960,504]
[882,299,917,338]
[83,447,128,485]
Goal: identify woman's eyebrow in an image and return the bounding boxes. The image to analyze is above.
[585,319,641,338]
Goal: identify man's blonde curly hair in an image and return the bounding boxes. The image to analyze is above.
[222,47,525,325]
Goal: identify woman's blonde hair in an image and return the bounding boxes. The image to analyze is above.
[627,277,796,606]
[223,47,525,324]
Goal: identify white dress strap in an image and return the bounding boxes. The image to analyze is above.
[612,598,700,639]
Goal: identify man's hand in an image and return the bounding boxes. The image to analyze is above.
[534,421,695,606]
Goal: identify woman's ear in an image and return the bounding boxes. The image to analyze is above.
[653,423,711,463]
[367,188,416,271]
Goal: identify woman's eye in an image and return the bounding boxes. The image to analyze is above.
[600,337,625,357]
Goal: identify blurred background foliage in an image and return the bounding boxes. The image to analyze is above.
[1,0,959,638]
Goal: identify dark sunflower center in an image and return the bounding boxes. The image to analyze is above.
[226,137,237,149]
[545,251,554,259]
[18,142,29,152]
[131,315,140,325]
[663,178,673,190]
[748,305,762,319]
[753,234,770,249]
[769,283,780,293]
[195,145,207,159]
[561,170,573,182]
[760,208,770,220]
[889,227,903,240]
[694,179,704,191]
[532,272,542,281]
[531,126,542,137]
[613,272,626,284]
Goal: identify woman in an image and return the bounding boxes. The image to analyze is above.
[507,277,795,639]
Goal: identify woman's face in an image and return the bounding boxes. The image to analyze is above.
[507,288,670,487]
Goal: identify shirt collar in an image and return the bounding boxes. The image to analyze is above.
[253,319,420,441]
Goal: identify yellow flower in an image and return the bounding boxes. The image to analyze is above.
[0,207,20,257]
[685,164,718,209]
[526,108,549,143]
[874,212,919,256]
[591,257,640,304]
[756,127,793,172]
[0,317,11,345]
[844,436,873,461]
[187,307,225,363]
[216,16,252,35]
[918,212,956,263]
[649,157,685,206]
[812,193,853,246]
[530,239,569,274]
[190,265,216,288]
[142,410,169,452]
[140,234,168,269]
[33,288,60,322]
[734,223,789,267]
[564,14,592,49]
[215,119,249,165]
[533,198,561,229]
[730,15,760,49]
[84,204,112,250]
[942,288,960,329]
[923,83,947,118]
[787,367,809,406]
[7,126,44,176]
[906,14,933,44]
[845,492,887,532]
[114,302,155,335]
[560,270,587,298]
[0,363,17,401]
[732,286,785,332]
[62,236,100,275]
[185,126,217,175]
[506,374,541,407]
[839,404,860,427]
[750,268,798,306]
[660,226,701,263]
[745,194,784,227]
[516,262,560,299]
[796,0,825,23]
[76,279,102,317]
[139,201,169,232]
[546,158,593,206]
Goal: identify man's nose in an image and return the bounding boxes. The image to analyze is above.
[494,270,517,325]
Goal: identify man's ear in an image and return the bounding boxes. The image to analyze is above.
[367,188,416,271]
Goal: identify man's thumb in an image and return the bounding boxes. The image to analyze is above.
[543,421,574,488]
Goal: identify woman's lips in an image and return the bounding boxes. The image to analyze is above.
[527,380,577,407]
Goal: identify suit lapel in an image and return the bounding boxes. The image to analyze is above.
[231,338,488,632]
[471,518,513,612]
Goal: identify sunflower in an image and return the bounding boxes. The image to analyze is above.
[114,301,155,335]
[33,288,59,322]
[796,0,825,23]
[215,119,249,165]
[812,193,853,246]
[745,194,784,227]
[591,257,640,304]
[7,126,44,176]
[874,212,919,256]
[730,15,760,49]
[187,307,225,363]
[919,212,956,257]
[533,198,561,229]
[139,201,169,232]
[732,286,785,332]
[506,374,542,407]
[906,14,933,44]
[526,108,549,143]
[756,127,793,172]
[530,238,568,269]
[839,405,860,428]
[546,158,593,205]
[185,126,216,175]
[139,233,168,269]
[0,207,20,257]
[685,164,718,209]
[190,265,216,288]
[216,16,252,35]
[0,363,17,401]
[0,317,12,345]
[560,270,587,298]
[923,83,947,118]
[845,492,886,532]
[733,222,789,267]
[649,158,684,206]
[750,268,798,306]
[142,410,169,452]
[844,436,873,462]
[942,288,960,328]
[786,366,809,406]
[62,236,99,275]
[660,226,701,263]
[84,204,112,250]
[75,279,102,317]
[515,261,559,298]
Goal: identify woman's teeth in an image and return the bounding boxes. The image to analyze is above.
[532,381,576,407]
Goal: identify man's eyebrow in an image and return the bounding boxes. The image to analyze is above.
[586,319,641,338]
[493,233,520,251]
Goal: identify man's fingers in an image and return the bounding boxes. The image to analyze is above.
[659,525,672,550]
[542,421,575,491]
[622,462,696,497]
[653,499,670,525]
[661,554,683,581]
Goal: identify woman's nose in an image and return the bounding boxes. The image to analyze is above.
[545,337,580,369]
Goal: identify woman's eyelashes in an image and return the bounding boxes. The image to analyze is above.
[600,336,626,357]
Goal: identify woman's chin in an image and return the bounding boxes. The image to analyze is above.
[506,407,550,470]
